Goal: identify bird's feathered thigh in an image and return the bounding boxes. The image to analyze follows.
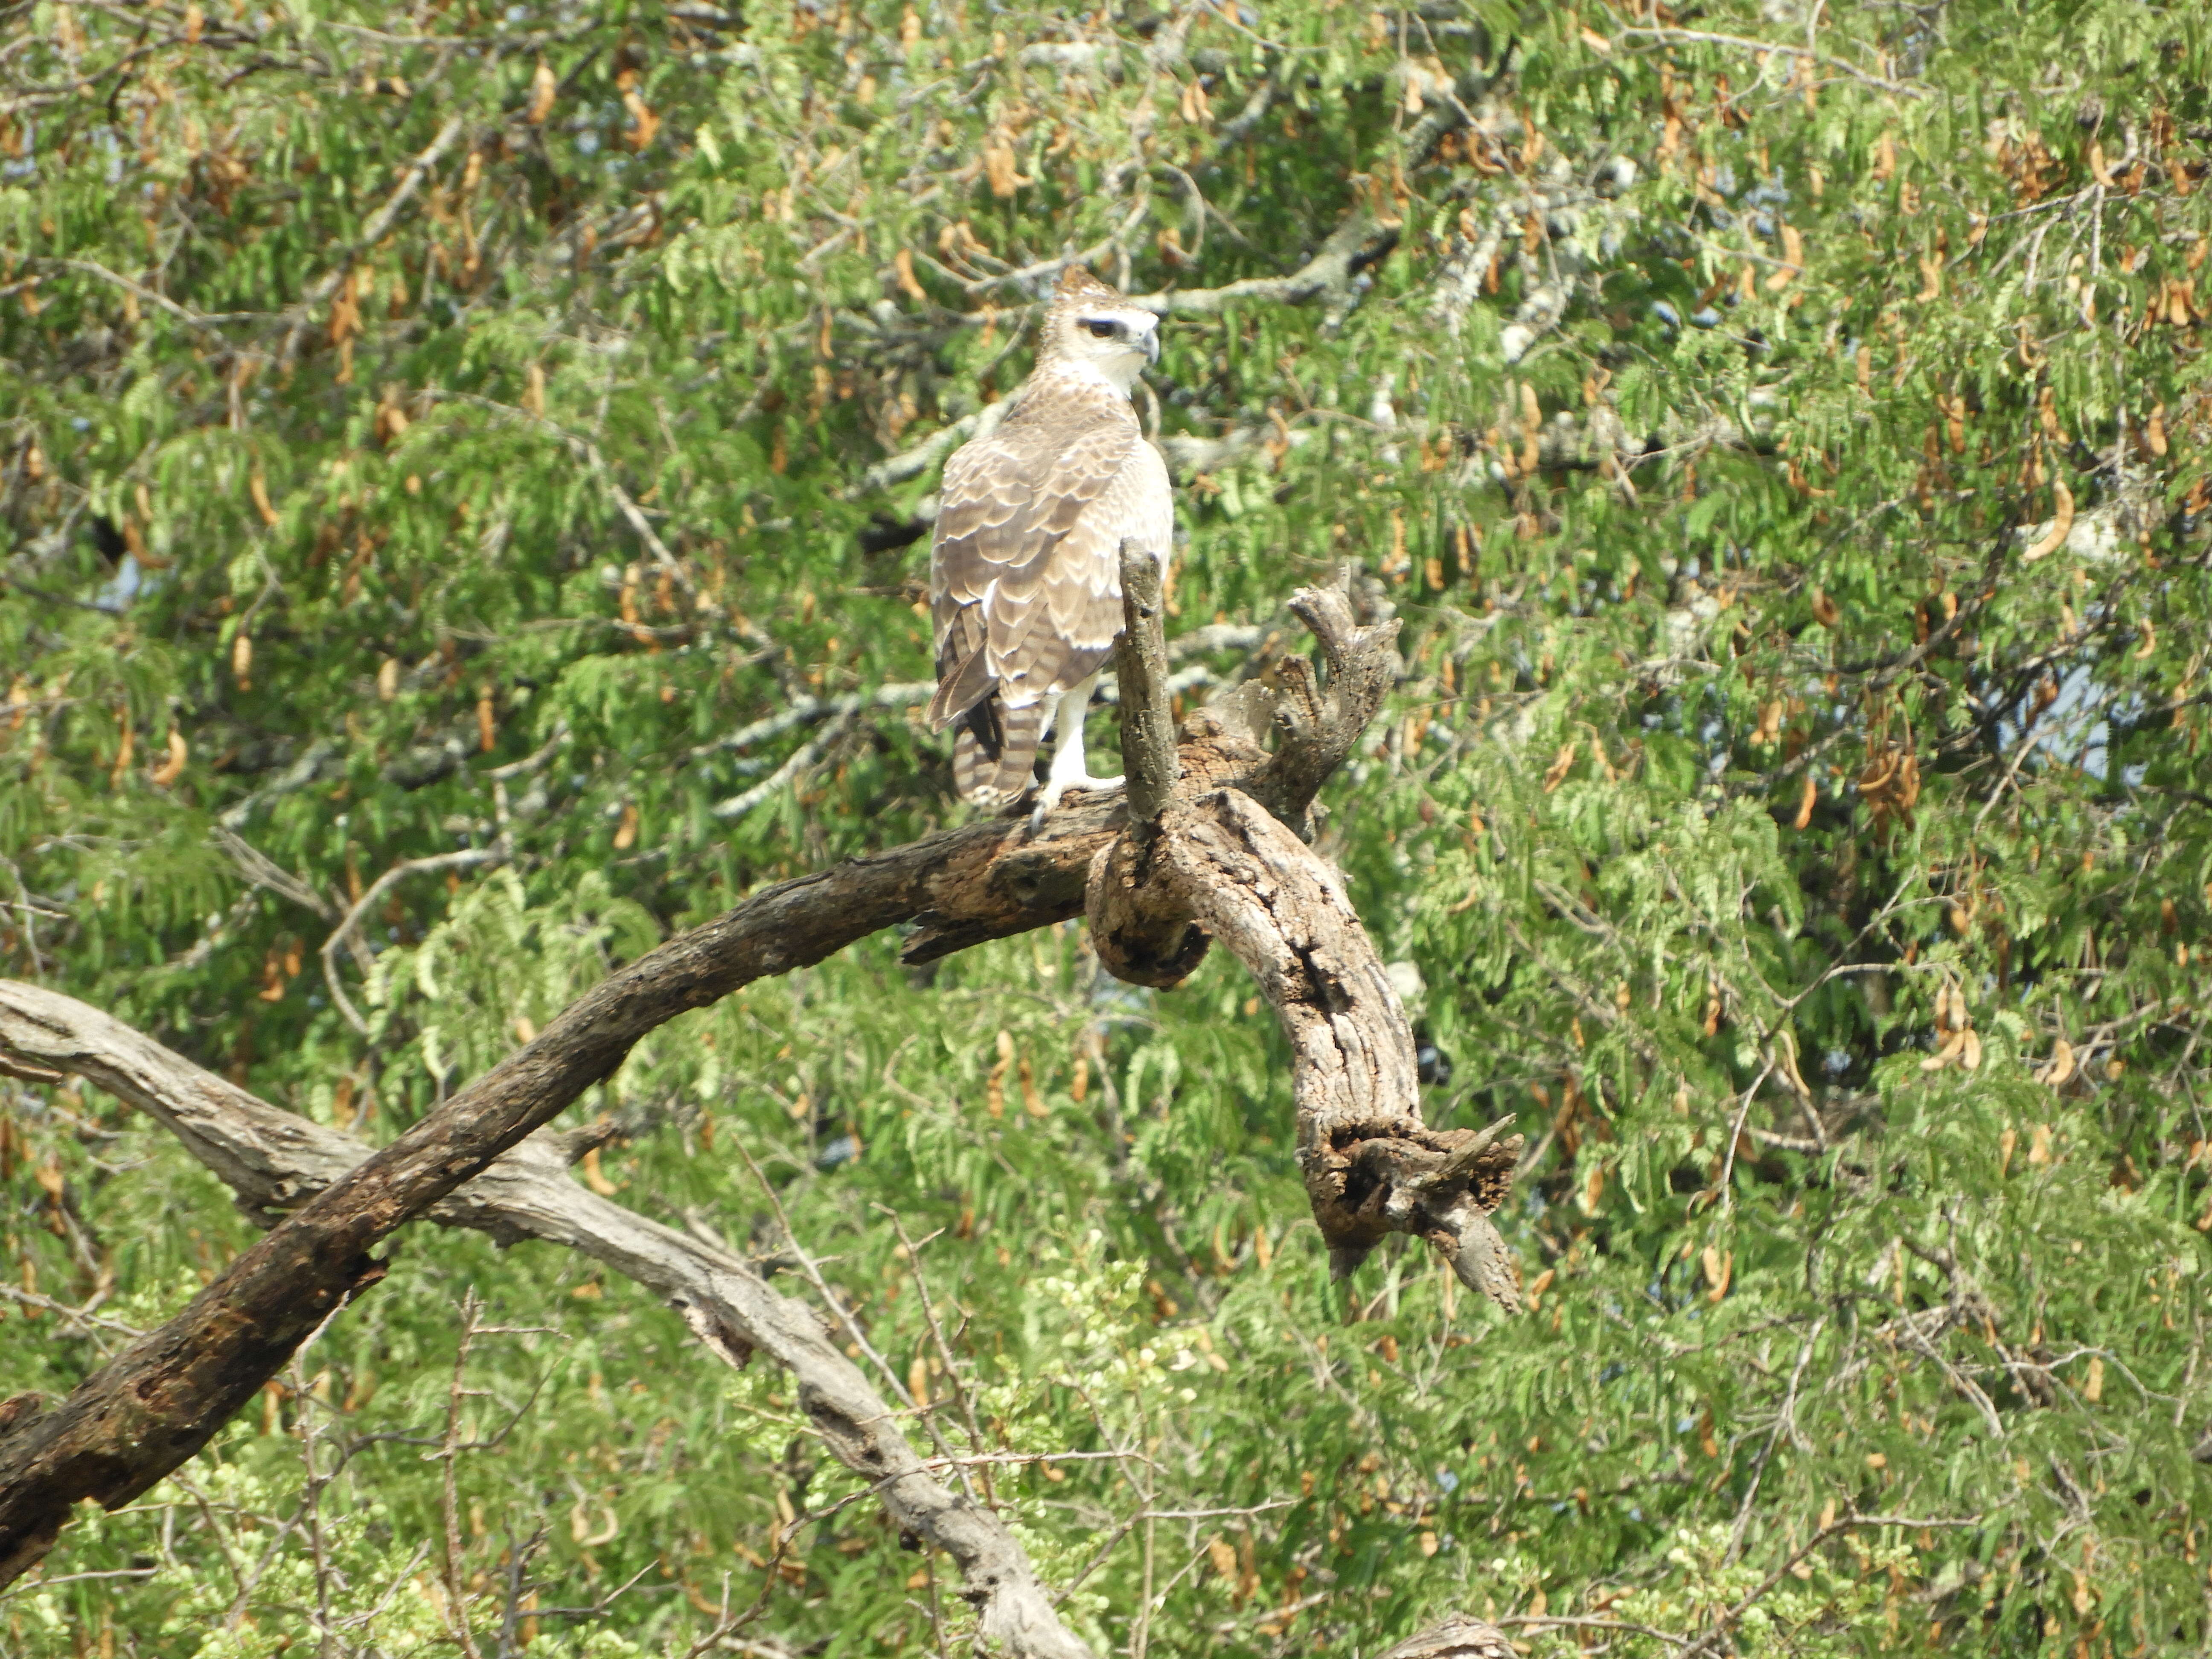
[926,392,1171,803]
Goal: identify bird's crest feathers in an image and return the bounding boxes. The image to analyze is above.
[1051,264,1124,310]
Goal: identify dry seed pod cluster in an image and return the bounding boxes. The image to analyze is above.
[1920,977,1982,1073]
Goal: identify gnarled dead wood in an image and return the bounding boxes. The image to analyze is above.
[1086,547,1210,988]
[0,982,1094,1659]
[1084,576,1521,1306]
[1103,789,1520,1305]
[0,574,1403,1590]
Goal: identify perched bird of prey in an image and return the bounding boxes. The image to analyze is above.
[926,265,1171,818]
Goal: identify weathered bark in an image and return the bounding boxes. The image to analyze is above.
[1086,548,1211,987]
[0,982,1094,1658]
[1154,792,1520,1301]
[1083,576,1521,1304]
[1112,546,1182,826]
[0,573,1400,1590]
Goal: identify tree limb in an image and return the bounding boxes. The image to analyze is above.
[319,847,504,1036]
[0,574,1399,1587]
[1155,790,1521,1303]
[1083,573,1521,1303]
[0,982,1097,1659]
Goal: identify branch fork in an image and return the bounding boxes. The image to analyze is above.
[0,560,1510,1611]
[1084,554,1522,1308]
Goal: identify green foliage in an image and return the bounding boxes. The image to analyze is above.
[6,0,2212,1653]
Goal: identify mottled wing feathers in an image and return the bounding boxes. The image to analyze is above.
[928,359,1172,805]
[1373,1618,1517,1659]
[927,415,1133,720]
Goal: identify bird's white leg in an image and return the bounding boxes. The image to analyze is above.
[1029,671,1123,826]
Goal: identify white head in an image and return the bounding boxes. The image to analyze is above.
[1040,265,1161,395]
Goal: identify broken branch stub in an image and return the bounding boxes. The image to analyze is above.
[1261,579,1403,823]
[1085,547,1212,987]
[1112,544,1181,826]
[1086,574,1519,1306]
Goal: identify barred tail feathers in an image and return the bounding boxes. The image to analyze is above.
[953,696,1047,806]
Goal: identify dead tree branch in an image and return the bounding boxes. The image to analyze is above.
[0,982,1095,1659]
[1084,574,1522,1306]
[0,573,1403,1589]
[320,847,506,1036]
[1085,547,1210,987]
[1122,44,1513,320]
[1113,546,1181,827]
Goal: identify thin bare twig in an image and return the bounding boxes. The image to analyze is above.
[318,847,504,1036]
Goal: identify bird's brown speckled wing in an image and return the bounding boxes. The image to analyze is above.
[926,388,1170,804]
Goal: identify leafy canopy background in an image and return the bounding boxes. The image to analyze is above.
[4,0,2212,1653]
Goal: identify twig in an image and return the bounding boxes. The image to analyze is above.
[729,1142,974,1490]
[1717,1053,1779,1211]
[318,847,505,1037]
[437,1294,488,1659]
[1614,26,1925,98]
[0,572,122,615]
[213,827,336,923]
[693,685,934,761]
[31,258,253,330]
[431,390,707,607]
[290,1349,340,1659]
[709,709,859,821]
[281,117,467,363]
[1125,206,1398,317]
[1676,1512,1983,1659]
[0,1284,140,1342]
[882,1211,996,1506]
[1726,1316,1825,1560]
[484,720,570,782]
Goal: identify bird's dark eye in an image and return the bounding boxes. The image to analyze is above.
[1084,320,1119,339]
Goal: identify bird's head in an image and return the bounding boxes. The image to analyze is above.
[1042,265,1160,394]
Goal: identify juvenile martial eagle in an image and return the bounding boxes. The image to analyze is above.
[925,265,1172,817]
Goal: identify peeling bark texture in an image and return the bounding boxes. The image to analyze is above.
[1084,570,1519,1303]
[1152,792,1521,1302]
[0,983,1094,1659]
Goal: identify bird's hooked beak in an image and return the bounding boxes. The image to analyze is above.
[1143,324,1161,365]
